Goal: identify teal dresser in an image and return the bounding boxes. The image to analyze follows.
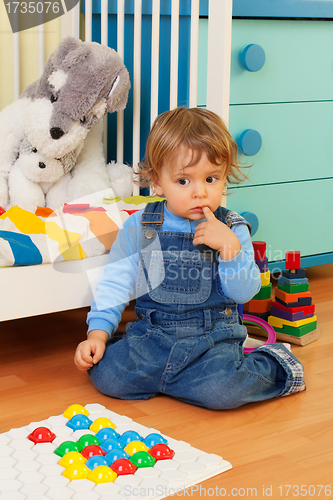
[198,3,333,270]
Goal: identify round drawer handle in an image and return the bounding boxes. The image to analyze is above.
[237,129,262,156]
[241,44,266,72]
[241,212,259,237]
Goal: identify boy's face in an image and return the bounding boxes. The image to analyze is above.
[153,146,226,220]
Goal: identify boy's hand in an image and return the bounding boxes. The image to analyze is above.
[74,330,108,371]
[193,206,241,261]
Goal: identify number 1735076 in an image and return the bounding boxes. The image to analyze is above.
[277,485,331,497]
[5,1,60,14]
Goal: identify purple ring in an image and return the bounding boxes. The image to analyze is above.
[243,314,276,354]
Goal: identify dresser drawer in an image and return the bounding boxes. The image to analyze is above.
[230,19,333,105]
[227,179,333,261]
[198,19,333,106]
[232,0,333,19]
[229,100,333,186]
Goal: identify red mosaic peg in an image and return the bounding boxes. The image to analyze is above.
[110,458,137,475]
[28,427,56,444]
[81,445,107,459]
[149,444,175,460]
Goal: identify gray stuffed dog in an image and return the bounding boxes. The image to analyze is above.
[0,37,131,209]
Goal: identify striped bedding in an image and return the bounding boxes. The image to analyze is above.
[0,196,160,267]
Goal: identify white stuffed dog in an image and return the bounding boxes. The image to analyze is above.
[8,136,133,210]
[0,37,131,209]
[8,135,75,210]
[106,161,133,199]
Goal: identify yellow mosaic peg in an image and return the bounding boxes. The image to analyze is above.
[124,440,149,456]
[89,417,116,433]
[58,451,87,468]
[62,463,90,481]
[87,465,118,484]
[63,404,90,419]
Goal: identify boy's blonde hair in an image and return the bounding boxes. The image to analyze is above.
[137,107,246,187]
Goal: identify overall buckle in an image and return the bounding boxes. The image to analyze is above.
[140,212,163,239]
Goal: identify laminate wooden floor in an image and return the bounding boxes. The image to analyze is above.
[1,264,333,499]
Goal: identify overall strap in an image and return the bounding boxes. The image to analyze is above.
[214,206,252,235]
[139,201,165,293]
[141,200,164,240]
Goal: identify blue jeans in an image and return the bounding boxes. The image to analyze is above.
[89,201,305,409]
[89,316,305,409]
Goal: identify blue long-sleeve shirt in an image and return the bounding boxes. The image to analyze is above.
[87,202,261,337]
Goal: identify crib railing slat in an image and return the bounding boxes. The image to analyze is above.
[85,0,93,43]
[117,0,125,165]
[132,0,142,196]
[61,3,80,39]
[206,0,232,125]
[101,0,109,158]
[150,0,160,126]
[101,0,108,46]
[12,31,20,99]
[189,0,200,108]
[170,0,179,109]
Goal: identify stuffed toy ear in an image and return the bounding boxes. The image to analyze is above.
[54,37,85,69]
[59,149,78,173]
[106,66,131,113]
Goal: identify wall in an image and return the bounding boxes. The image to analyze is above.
[0,2,61,111]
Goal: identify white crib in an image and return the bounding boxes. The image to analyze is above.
[1,0,232,322]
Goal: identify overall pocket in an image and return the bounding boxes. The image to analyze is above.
[147,249,212,304]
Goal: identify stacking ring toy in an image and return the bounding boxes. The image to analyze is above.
[243,314,276,354]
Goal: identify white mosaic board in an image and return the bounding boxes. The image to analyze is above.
[0,403,232,499]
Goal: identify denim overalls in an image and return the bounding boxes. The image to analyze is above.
[89,201,305,409]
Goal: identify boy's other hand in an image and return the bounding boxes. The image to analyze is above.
[74,330,108,371]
